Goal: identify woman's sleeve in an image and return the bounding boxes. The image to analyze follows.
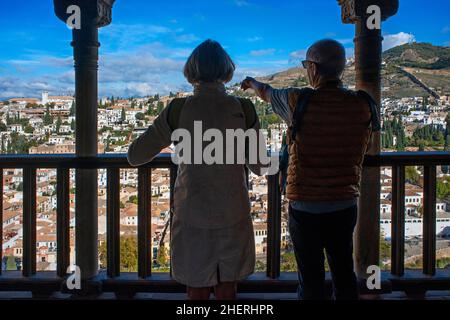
[127,106,173,167]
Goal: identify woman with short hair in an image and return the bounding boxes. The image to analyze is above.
[128,40,264,300]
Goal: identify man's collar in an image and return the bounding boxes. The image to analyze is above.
[314,78,343,90]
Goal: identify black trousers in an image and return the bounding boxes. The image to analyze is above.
[288,204,359,300]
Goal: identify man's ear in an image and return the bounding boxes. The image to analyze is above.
[306,64,315,86]
[310,63,318,78]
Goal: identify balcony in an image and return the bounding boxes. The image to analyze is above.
[0,152,449,299]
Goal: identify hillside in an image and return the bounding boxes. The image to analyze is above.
[383,42,450,70]
[255,42,450,99]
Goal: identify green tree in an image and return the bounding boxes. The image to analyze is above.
[105,136,111,152]
[128,195,138,204]
[255,260,266,272]
[405,166,420,185]
[156,244,169,267]
[437,179,450,201]
[6,256,18,271]
[100,237,139,272]
[8,132,31,154]
[0,122,7,132]
[55,116,62,134]
[121,107,126,122]
[43,105,53,126]
[24,125,34,134]
[156,101,165,114]
[69,101,75,116]
[120,236,138,272]
[135,112,145,121]
[280,252,298,272]
[1,135,5,154]
[379,233,391,269]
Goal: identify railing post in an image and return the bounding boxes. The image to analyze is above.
[23,167,37,277]
[57,168,71,278]
[391,165,405,276]
[107,168,121,278]
[169,166,177,276]
[423,165,437,276]
[267,175,281,279]
[138,168,152,278]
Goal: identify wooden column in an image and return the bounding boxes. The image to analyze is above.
[54,0,116,281]
[338,0,398,277]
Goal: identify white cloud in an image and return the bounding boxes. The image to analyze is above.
[383,32,416,51]
[250,48,276,57]
[99,50,184,84]
[442,26,450,34]
[337,38,353,45]
[234,0,250,7]
[99,23,177,50]
[289,49,307,63]
[0,76,63,99]
[233,67,280,82]
[0,42,194,99]
[175,34,200,44]
[246,36,263,43]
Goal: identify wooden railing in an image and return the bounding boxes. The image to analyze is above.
[0,152,449,297]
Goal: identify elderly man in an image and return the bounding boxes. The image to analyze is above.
[242,39,380,300]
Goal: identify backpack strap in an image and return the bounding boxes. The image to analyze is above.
[237,98,257,129]
[356,90,381,132]
[290,88,316,141]
[167,97,257,131]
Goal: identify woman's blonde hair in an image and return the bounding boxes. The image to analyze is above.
[184,39,235,84]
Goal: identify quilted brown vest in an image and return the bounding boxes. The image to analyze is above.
[286,81,372,201]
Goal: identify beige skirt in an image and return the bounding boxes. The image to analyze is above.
[170,215,255,288]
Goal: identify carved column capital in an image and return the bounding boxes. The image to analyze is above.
[53,0,115,28]
[337,0,399,24]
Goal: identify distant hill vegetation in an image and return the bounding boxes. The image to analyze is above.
[383,42,450,70]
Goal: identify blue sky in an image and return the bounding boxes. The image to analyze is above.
[0,0,449,99]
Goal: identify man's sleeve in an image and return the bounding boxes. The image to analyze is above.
[270,88,294,125]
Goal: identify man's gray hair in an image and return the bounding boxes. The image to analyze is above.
[184,39,236,84]
[306,39,346,77]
